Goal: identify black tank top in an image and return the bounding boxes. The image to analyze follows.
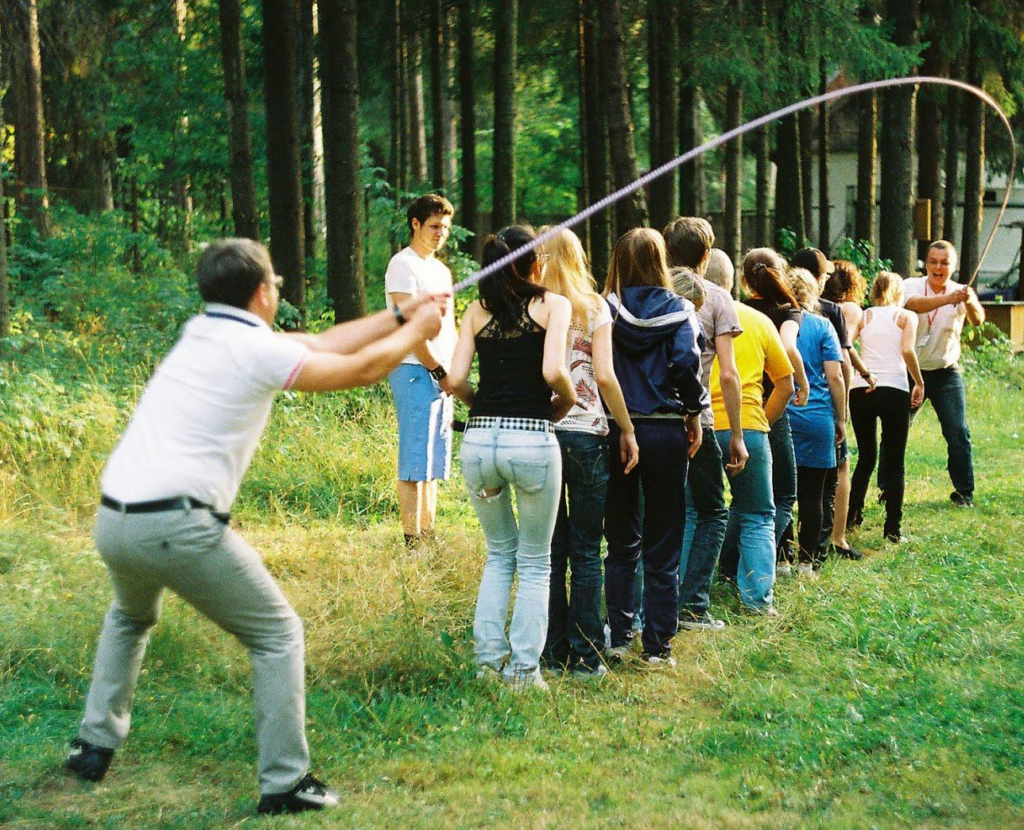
[469,298,553,421]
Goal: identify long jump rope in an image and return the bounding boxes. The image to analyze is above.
[452,76,1018,294]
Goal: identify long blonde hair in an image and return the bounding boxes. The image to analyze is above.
[787,267,821,313]
[602,228,671,298]
[871,271,905,307]
[538,226,603,328]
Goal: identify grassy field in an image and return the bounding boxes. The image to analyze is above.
[2,348,1023,830]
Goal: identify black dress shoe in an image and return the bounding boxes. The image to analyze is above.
[66,737,115,782]
[829,543,865,561]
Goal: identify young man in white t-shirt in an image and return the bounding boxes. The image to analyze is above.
[899,240,984,506]
[67,239,446,815]
[385,194,458,545]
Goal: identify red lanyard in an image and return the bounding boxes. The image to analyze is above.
[924,282,943,331]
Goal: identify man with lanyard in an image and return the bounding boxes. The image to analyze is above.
[900,240,984,507]
[66,238,446,815]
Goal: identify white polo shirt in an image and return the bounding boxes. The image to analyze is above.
[903,277,967,371]
[384,246,457,367]
[101,304,309,512]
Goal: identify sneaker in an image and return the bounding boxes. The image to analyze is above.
[742,604,779,617]
[475,663,503,681]
[502,667,549,692]
[776,562,793,577]
[679,611,726,631]
[950,491,974,508]
[829,543,865,561]
[66,738,115,782]
[256,774,340,815]
[885,530,909,544]
[570,663,609,681]
[798,563,819,580]
[640,652,676,667]
[603,644,631,662]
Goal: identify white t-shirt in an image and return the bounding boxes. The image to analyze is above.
[695,280,743,428]
[557,300,614,436]
[384,246,457,367]
[903,277,967,371]
[101,304,309,512]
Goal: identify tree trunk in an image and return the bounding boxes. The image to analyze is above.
[817,62,830,251]
[172,0,193,248]
[0,29,8,341]
[598,0,647,234]
[916,16,945,244]
[262,0,307,322]
[492,0,517,229]
[297,0,318,257]
[457,0,477,242]
[942,85,960,245]
[648,1,677,232]
[961,25,984,283]
[576,0,590,253]
[407,22,428,186]
[392,0,407,193]
[723,81,743,272]
[319,0,365,321]
[855,90,877,247]
[218,0,260,240]
[583,0,611,281]
[879,0,919,276]
[678,8,704,217]
[798,106,814,242]
[442,9,457,192]
[4,0,49,238]
[754,127,771,247]
[429,0,455,191]
[775,114,804,246]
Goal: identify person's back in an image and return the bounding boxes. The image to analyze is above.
[852,306,908,391]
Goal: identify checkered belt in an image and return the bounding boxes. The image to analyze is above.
[465,416,554,434]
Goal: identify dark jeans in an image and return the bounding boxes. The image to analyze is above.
[880,366,974,499]
[819,440,848,547]
[544,430,610,671]
[796,466,829,565]
[724,411,796,580]
[679,433,727,618]
[605,420,688,657]
[850,386,911,534]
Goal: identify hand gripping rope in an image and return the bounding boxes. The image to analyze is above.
[453,76,1017,293]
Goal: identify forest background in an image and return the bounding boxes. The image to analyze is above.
[1,1,1024,828]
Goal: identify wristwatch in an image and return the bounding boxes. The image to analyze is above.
[428,364,448,381]
[392,305,407,325]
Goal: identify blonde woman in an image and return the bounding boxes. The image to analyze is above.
[537,227,638,679]
[785,268,846,577]
[848,272,924,542]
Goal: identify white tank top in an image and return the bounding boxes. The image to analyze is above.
[852,305,909,392]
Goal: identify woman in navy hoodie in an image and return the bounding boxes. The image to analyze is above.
[602,229,707,666]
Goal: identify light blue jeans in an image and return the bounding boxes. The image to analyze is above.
[462,424,561,681]
[718,429,776,610]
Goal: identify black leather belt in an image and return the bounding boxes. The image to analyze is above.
[100,495,230,524]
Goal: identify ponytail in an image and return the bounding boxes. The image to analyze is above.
[479,225,546,331]
[742,248,800,310]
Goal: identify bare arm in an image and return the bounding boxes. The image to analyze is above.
[388,291,445,368]
[824,360,847,445]
[290,304,442,392]
[592,323,639,474]
[905,291,962,313]
[447,303,479,406]
[541,295,576,403]
[714,333,748,475]
[764,373,795,425]
[779,319,809,406]
[898,310,925,408]
[964,286,985,326]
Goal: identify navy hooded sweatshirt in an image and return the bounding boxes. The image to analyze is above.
[606,286,709,418]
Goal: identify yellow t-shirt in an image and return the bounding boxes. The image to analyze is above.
[710,303,794,433]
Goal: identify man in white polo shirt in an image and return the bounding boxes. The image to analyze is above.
[385,194,458,546]
[900,239,984,507]
[66,239,445,815]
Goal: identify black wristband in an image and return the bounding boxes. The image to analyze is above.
[428,364,448,381]
[392,305,407,326]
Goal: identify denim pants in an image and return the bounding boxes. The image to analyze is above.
[604,420,688,657]
[879,367,974,499]
[462,425,561,680]
[544,430,610,671]
[717,430,776,609]
[679,433,728,618]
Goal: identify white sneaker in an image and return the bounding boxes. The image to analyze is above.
[776,562,793,577]
[640,653,677,667]
[604,644,631,662]
[502,667,549,692]
[798,563,819,580]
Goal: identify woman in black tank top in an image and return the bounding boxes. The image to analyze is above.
[448,225,575,691]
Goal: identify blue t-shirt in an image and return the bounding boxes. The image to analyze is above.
[788,312,843,468]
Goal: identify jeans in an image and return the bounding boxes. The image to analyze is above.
[544,430,609,671]
[462,425,561,680]
[679,434,728,618]
[850,386,911,535]
[879,366,974,499]
[717,431,776,609]
[605,420,689,657]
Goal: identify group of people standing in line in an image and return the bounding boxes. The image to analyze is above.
[66,193,984,815]
[387,195,984,691]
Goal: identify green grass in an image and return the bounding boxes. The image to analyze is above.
[2,353,1023,829]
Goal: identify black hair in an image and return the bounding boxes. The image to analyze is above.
[478,225,546,330]
[195,238,273,308]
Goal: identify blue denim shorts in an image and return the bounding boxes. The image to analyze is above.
[388,363,452,482]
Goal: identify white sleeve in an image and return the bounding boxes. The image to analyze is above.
[252,332,309,392]
[385,254,418,297]
[902,278,924,306]
[591,299,613,333]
